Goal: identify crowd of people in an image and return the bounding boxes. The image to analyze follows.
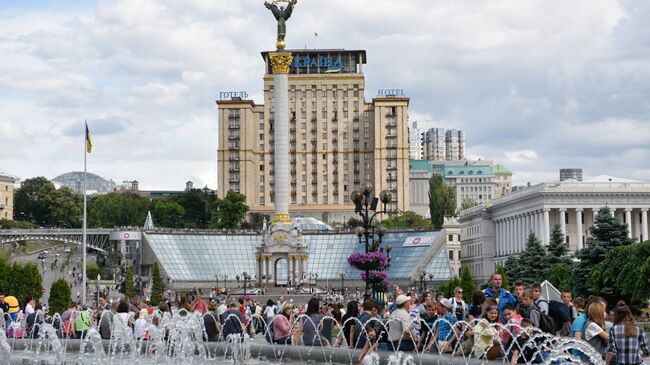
[0,272,648,365]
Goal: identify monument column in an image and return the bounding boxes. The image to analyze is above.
[559,208,566,243]
[625,208,632,238]
[576,208,583,250]
[543,209,550,245]
[269,52,293,226]
[642,209,648,242]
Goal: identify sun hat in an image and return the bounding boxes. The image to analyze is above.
[395,294,411,306]
[439,298,452,309]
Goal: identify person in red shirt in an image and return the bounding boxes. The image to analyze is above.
[238,298,247,326]
[191,295,208,314]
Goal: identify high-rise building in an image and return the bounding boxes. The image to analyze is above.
[217,49,410,224]
[423,128,466,161]
[445,129,465,161]
[408,122,425,160]
[424,128,446,161]
[0,172,16,220]
[560,168,583,181]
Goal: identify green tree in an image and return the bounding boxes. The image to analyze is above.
[590,241,650,309]
[574,207,633,297]
[512,232,549,285]
[461,198,478,211]
[48,278,72,315]
[548,224,569,265]
[381,211,433,229]
[209,191,249,229]
[0,219,38,229]
[437,276,462,298]
[459,266,477,303]
[13,177,57,226]
[249,213,271,230]
[0,257,11,294]
[548,263,573,292]
[174,189,212,228]
[10,262,43,302]
[49,187,83,228]
[347,217,362,228]
[86,262,101,281]
[124,267,135,299]
[428,175,456,230]
[88,192,150,228]
[150,262,164,306]
[504,254,524,286]
[495,264,509,290]
[151,199,185,228]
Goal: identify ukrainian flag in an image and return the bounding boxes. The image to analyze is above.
[85,121,92,153]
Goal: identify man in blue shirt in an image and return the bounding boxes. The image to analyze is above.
[483,273,517,323]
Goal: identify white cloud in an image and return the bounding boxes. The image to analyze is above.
[0,0,648,190]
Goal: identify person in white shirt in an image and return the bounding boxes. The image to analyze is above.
[449,287,468,321]
[24,295,35,315]
[133,308,149,340]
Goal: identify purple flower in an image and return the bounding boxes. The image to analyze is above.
[360,270,388,282]
[347,252,388,269]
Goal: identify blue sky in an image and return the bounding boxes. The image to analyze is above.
[1,0,649,190]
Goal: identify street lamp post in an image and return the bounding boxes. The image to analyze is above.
[338,272,346,294]
[215,274,219,293]
[237,272,251,295]
[350,182,393,300]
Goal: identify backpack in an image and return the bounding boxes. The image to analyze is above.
[521,304,555,334]
[547,300,571,330]
[538,311,556,334]
[265,318,275,343]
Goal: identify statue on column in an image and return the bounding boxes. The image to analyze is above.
[264,0,298,49]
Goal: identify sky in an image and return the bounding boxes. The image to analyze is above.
[1,0,649,190]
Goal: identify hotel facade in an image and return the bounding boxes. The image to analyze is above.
[217,49,410,224]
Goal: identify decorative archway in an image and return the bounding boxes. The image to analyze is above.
[274,258,288,286]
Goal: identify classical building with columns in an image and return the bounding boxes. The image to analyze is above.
[458,179,650,283]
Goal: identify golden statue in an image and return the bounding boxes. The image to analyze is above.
[264,0,298,50]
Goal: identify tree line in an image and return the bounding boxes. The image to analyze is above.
[11,177,250,229]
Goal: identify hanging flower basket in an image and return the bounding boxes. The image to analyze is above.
[347,252,388,271]
[361,270,388,284]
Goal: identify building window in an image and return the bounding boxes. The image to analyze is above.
[448,234,453,242]
[449,250,454,260]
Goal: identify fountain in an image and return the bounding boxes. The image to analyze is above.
[0,307,609,365]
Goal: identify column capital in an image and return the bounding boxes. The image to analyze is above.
[543,208,550,213]
[269,52,294,74]
[559,208,567,212]
[624,208,633,212]
[576,208,583,212]
[642,208,649,213]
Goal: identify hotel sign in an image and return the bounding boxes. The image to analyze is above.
[218,91,249,100]
[291,54,345,73]
[377,89,406,97]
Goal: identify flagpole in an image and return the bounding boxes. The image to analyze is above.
[82,121,88,306]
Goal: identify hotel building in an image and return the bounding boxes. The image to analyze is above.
[216,49,410,224]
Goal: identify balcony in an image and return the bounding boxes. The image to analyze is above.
[387,175,397,182]
[228,144,240,150]
[228,156,239,161]
[387,165,397,171]
[387,144,398,149]
[228,135,240,140]
[229,176,240,183]
[228,115,240,120]
[386,121,397,128]
[311,126,318,132]
[228,167,240,172]
[228,123,240,129]
[290,126,296,132]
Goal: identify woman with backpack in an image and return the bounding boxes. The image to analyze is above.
[272,303,294,344]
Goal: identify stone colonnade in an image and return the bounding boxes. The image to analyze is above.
[494,207,649,256]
